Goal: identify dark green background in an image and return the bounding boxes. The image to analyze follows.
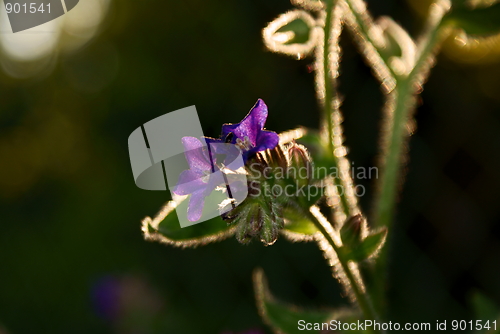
[0,0,499,333]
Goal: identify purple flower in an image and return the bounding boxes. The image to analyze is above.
[210,99,279,162]
[173,100,278,222]
[173,137,225,222]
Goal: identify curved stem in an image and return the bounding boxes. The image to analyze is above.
[373,78,411,229]
[314,0,382,327]
[320,0,335,146]
[371,0,452,313]
[337,0,450,229]
[317,0,359,220]
[374,0,451,229]
[307,206,384,334]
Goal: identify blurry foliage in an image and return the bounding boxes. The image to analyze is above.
[0,0,499,333]
[408,0,500,64]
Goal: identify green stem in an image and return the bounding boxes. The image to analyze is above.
[371,78,411,314]
[341,1,391,66]
[374,2,449,229]
[319,0,352,218]
[322,0,336,143]
[321,0,336,156]
[317,0,449,322]
[307,206,384,334]
[373,78,411,229]
[316,0,382,327]
[371,0,451,313]
[337,0,449,229]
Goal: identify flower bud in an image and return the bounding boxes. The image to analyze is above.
[340,214,364,248]
[287,142,313,188]
[265,144,289,171]
[223,194,284,246]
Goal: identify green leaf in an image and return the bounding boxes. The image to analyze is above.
[142,196,235,248]
[253,268,357,334]
[276,18,311,45]
[262,10,319,59]
[471,291,500,322]
[281,207,318,242]
[344,228,387,262]
[470,291,500,333]
[445,2,500,36]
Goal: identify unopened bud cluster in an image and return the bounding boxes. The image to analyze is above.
[223,142,316,245]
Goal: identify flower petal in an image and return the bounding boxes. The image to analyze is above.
[181,137,213,173]
[206,141,243,169]
[251,130,279,155]
[173,169,207,196]
[187,190,207,222]
[222,99,269,146]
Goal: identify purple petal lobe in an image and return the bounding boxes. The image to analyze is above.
[187,190,206,222]
[173,169,207,196]
[181,137,212,173]
[221,99,268,146]
[252,130,279,154]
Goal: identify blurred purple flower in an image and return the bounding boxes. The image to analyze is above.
[209,99,279,162]
[173,136,225,222]
[92,276,120,321]
[91,275,164,328]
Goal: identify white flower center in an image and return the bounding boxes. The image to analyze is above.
[236,136,252,151]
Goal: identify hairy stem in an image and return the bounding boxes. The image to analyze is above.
[373,79,411,230]
[308,206,383,334]
[374,0,451,229]
[339,0,396,91]
[317,0,359,221]
[320,0,349,217]
[319,0,337,158]
[371,0,452,312]
[314,0,382,325]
